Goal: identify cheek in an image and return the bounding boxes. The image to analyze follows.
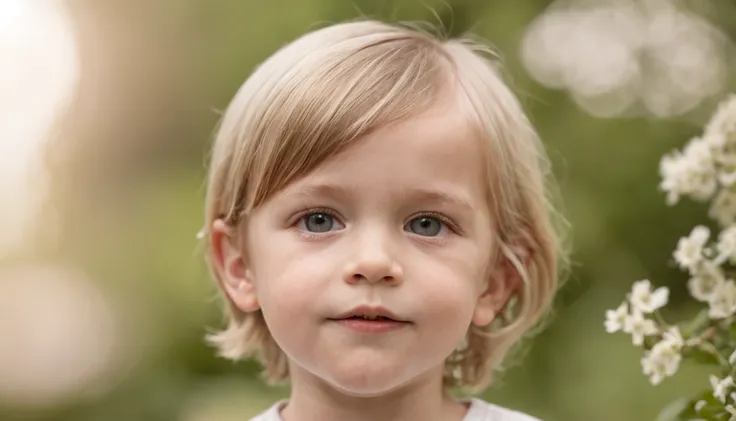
[417,278,476,327]
[424,239,489,288]
[248,233,333,316]
[410,247,487,322]
[249,243,341,362]
[414,239,489,328]
[251,252,331,352]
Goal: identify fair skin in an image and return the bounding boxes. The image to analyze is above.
[211,94,520,421]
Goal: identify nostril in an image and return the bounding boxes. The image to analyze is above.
[343,261,402,284]
[349,273,395,283]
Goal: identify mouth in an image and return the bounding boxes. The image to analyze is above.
[328,308,411,334]
[329,306,410,323]
[345,315,395,321]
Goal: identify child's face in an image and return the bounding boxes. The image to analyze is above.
[229,100,506,395]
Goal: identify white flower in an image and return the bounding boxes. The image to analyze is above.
[661,96,736,206]
[659,153,687,205]
[640,352,675,386]
[705,94,736,142]
[640,330,683,385]
[715,142,736,168]
[711,375,734,403]
[628,279,669,314]
[661,326,684,348]
[703,130,728,149]
[694,400,707,413]
[604,301,628,333]
[730,349,736,366]
[727,404,736,421]
[688,262,726,302]
[706,96,736,182]
[673,226,710,271]
[720,170,736,187]
[623,309,658,346]
[684,138,717,172]
[708,279,736,319]
[685,140,718,202]
[659,144,717,205]
[709,189,736,227]
[717,225,736,265]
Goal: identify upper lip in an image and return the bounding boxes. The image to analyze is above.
[331,306,409,322]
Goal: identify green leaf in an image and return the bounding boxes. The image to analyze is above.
[683,346,722,366]
[681,309,711,338]
[676,390,725,420]
[714,330,731,351]
[656,397,689,421]
[728,322,736,342]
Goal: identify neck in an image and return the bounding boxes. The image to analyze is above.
[280,364,467,421]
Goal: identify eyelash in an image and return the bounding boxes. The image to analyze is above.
[289,207,343,238]
[406,211,461,235]
[291,207,341,223]
[290,208,461,236]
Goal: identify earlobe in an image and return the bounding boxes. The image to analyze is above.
[471,245,527,327]
[471,283,511,327]
[210,219,260,312]
[471,300,496,327]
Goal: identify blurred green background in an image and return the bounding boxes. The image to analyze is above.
[1,0,736,420]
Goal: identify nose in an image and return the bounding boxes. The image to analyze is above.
[342,228,403,286]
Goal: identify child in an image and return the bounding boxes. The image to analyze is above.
[202,19,565,421]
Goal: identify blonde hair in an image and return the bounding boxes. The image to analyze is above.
[203,19,568,391]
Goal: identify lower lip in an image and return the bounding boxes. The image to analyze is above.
[331,318,410,333]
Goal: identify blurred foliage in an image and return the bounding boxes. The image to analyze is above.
[4,0,736,420]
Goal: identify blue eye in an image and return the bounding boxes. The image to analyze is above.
[406,216,443,237]
[301,212,337,233]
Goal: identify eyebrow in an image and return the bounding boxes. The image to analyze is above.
[281,183,354,202]
[399,188,477,213]
[281,183,477,212]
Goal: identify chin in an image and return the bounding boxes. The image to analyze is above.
[320,358,414,397]
[327,373,408,397]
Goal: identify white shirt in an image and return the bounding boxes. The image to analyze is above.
[249,398,541,421]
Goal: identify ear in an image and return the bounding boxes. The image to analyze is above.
[210,219,260,312]
[472,245,528,327]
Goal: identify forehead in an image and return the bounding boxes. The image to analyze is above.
[282,100,489,205]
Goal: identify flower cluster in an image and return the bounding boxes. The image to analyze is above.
[660,94,736,222]
[675,226,736,320]
[605,279,679,385]
[605,95,736,421]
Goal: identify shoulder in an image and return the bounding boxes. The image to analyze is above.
[248,400,285,421]
[464,398,542,421]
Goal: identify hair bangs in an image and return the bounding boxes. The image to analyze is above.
[233,34,452,217]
